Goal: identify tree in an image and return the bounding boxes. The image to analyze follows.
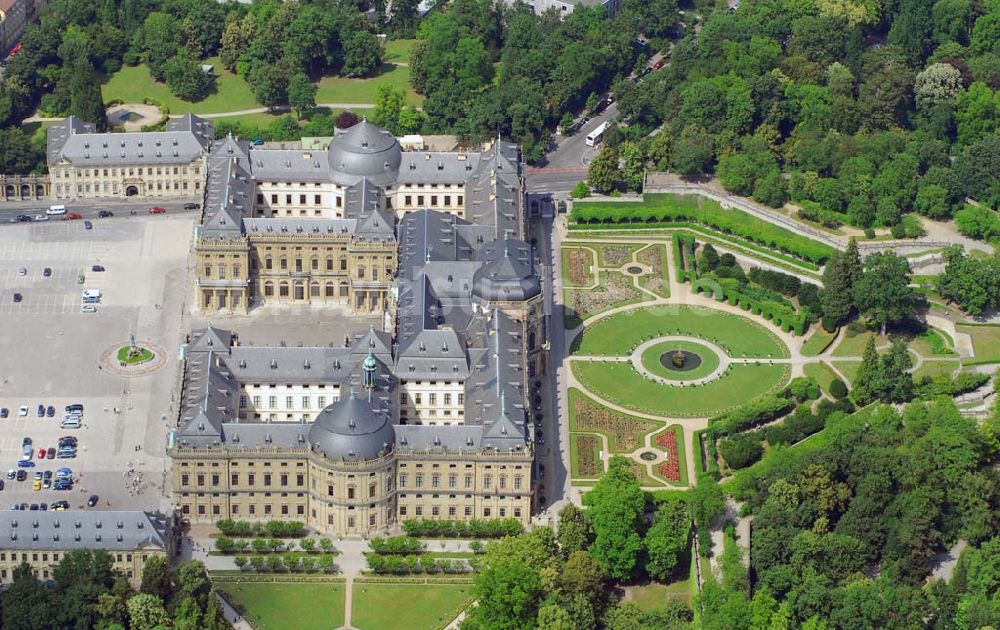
[373,84,406,134]
[126,593,170,630]
[914,183,951,218]
[915,63,963,112]
[645,501,691,580]
[173,596,203,630]
[288,73,317,119]
[588,146,622,194]
[717,154,756,195]
[220,13,255,72]
[140,555,172,603]
[619,141,645,191]
[164,51,211,102]
[853,337,880,405]
[753,170,788,208]
[671,125,715,176]
[880,339,914,402]
[557,504,590,556]
[537,604,575,630]
[820,252,854,327]
[587,457,645,581]
[936,245,1000,315]
[335,110,360,129]
[465,546,544,630]
[559,550,607,604]
[854,252,917,332]
[252,63,291,111]
[955,136,1000,209]
[139,12,184,81]
[570,181,590,199]
[343,31,382,77]
[68,59,107,130]
[397,106,423,134]
[173,561,211,610]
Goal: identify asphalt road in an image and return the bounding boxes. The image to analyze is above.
[0,197,201,225]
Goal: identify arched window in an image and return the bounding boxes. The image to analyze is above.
[325,282,335,297]
[310,282,320,297]
[279,282,289,297]
[263,282,274,297]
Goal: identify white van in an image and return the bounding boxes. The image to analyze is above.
[47,205,67,215]
[60,417,81,429]
[82,289,101,299]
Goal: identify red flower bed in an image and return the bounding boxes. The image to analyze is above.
[656,429,681,482]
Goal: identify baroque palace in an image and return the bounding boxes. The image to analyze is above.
[165,117,545,537]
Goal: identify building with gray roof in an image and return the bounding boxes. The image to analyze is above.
[0,510,173,587]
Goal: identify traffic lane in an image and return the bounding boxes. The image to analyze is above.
[0,203,200,224]
[526,171,587,195]
[544,103,620,169]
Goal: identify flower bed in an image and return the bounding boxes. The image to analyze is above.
[572,395,657,452]
[656,428,681,482]
[567,249,592,286]
[574,435,602,477]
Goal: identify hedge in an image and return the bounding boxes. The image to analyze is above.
[571,194,835,264]
[401,519,524,538]
[369,536,425,555]
[718,431,765,469]
[708,395,795,437]
[690,277,808,336]
[215,519,306,538]
[916,371,990,397]
[365,554,473,575]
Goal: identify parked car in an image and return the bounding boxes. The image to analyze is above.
[91,265,105,272]
[183,202,200,210]
[87,494,99,507]
[97,210,113,218]
[652,59,665,70]
[46,447,55,459]
[55,468,72,478]
[17,267,25,276]
[36,404,44,417]
[148,207,166,214]
[16,470,26,481]
[33,215,48,222]
[32,479,40,491]
[60,434,79,443]
[84,220,93,229]
[65,404,83,413]
[39,503,47,510]
[13,293,22,303]
[1,407,8,418]
[22,437,31,447]
[81,304,97,314]
[5,470,14,479]
[17,460,35,469]
[29,504,38,510]
[18,406,28,416]
[0,480,4,491]
[51,500,69,510]
[42,267,51,277]
[36,448,45,459]
[46,406,54,417]
[63,213,83,220]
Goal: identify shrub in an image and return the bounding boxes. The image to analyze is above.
[401,518,524,538]
[718,432,764,469]
[829,378,848,399]
[266,521,305,538]
[709,395,795,437]
[369,536,425,555]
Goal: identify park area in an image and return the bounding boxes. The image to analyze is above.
[215,581,346,629]
[352,582,473,630]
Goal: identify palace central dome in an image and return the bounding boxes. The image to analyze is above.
[308,391,395,462]
[327,120,402,187]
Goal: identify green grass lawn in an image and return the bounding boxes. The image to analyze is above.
[215,582,345,630]
[800,328,837,357]
[831,329,889,358]
[640,340,721,381]
[351,583,473,630]
[316,63,421,105]
[573,361,789,417]
[573,305,788,358]
[803,361,840,394]
[957,324,1000,363]
[103,57,261,114]
[627,579,692,609]
[117,346,153,364]
[384,39,418,64]
[913,360,960,382]
[831,360,860,385]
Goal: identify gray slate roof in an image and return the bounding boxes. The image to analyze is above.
[0,511,169,552]
[48,115,212,167]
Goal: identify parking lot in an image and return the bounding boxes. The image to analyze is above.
[0,214,195,512]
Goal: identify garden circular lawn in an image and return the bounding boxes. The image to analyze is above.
[117,346,154,365]
[640,339,721,381]
[573,360,790,418]
[573,305,789,358]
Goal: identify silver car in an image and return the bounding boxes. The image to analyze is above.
[33,215,49,222]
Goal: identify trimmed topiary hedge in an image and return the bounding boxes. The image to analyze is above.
[708,395,795,437]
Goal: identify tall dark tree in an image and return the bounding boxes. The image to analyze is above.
[587,456,645,581]
[68,59,107,130]
[854,252,917,333]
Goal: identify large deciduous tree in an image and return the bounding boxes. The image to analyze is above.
[854,251,916,333]
[587,457,645,581]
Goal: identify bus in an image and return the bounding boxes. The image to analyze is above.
[585,121,608,147]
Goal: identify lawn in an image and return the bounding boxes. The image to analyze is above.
[316,63,421,105]
[800,328,837,357]
[215,581,345,630]
[573,305,788,358]
[627,579,692,609]
[117,346,153,364]
[571,194,836,264]
[640,340,721,381]
[573,361,790,417]
[957,323,1000,363]
[913,360,960,382]
[384,39,418,64]
[831,329,888,358]
[803,361,840,394]
[831,360,860,385]
[103,56,260,114]
[351,583,473,630]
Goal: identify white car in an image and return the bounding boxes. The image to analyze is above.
[33,215,49,222]
[18,406,28,417]
[81,304,97,313]
[18,267,26,276]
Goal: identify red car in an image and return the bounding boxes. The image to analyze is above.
[62,213,83,220]
[36,448,46,459]
[148,207,166,214]
[652,59,665,70]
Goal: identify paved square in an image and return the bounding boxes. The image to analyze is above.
[0,216,194,511]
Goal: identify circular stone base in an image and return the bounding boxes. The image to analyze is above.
[625,265,644,275]
[639,451,658,461]
[638,339,721,382]
[660,349,702,372]
[100,341,167,376]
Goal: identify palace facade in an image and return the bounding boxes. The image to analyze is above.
[169,121,545,537]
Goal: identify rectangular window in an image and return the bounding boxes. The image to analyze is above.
[281,474,288,486]
[248,473,255,486]
[197,474,205,486]
[315,194,321,204]
[285,396,293,409]
[415,507,423,516]
[299,194,306,204]
[264,474,272,487]
[514,476,522,490]
[432,474,440,488]
[464,475,473,489]
[448,506,456,516]
[457,195,464,206]
[448,475,456,489]
[484,507,491,517]
[415,474,423,488]
[405,195,412,207]
[232,473,239,485]
[432,506,440,516]
[302,396,310,409]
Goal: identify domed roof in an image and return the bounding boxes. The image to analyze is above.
[308,391,395,462]
[472,239,541,303]
[327,120,401,187]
